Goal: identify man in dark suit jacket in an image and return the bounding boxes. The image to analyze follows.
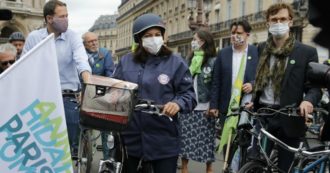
[209,20,259,123]
[252,3,321,172]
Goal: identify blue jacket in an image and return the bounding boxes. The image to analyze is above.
[87,47,114,77]
[210,45,259,114]
[113,53,196,160]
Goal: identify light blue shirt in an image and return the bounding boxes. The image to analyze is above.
[23,28,91,91]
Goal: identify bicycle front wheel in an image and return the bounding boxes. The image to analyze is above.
[238,160,270,173]
[77,129,93,173]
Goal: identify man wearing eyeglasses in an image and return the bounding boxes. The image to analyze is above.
[252,3,321,172]
[82,32,114,77]
[0,43,16,74]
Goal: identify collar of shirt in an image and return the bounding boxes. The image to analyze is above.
[39,28,67,41]
[232,44,248,54]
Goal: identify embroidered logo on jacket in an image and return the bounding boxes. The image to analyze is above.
[158,74,170,85]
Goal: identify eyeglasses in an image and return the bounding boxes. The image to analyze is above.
[1,60,15,66]
[269,17,290,23]
[86,39,98,44]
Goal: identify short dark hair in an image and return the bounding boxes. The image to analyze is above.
[43,0,66,22]
[230,20,252,33]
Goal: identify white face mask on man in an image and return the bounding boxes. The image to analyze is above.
[269,22,290,38]
[142,36,164,55]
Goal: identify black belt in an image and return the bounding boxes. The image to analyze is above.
[62,93,77,98]
[62,90,79,98]
[62,89,79,94]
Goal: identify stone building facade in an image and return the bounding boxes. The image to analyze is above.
[89,14,119,62]
[0,0,45,43]
[115,0,328,60]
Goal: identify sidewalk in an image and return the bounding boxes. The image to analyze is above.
[176,152,225,173]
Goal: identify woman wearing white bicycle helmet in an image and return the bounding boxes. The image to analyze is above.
[113,13,196,173]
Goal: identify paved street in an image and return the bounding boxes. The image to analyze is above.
[176,153,225,173]
[73,132,226,173]
[85,150,225,173]
[72,130,325,173]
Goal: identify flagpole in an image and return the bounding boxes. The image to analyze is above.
[223,131,232,171]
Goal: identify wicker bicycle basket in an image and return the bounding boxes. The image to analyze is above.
[80,75,138,132]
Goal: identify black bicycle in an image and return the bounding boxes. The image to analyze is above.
[222,105,282,173]
[237,106,329,173]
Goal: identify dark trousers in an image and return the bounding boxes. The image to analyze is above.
[265,115,304,172]
[124,155,178,173]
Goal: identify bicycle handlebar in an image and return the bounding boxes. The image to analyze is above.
[230,105,328,118]
[260,128,330,157]
[134,103,173,121]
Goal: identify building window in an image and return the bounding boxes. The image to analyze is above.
[240,0,246,17]
[256,0,263,12]
[222,37,231,48]
[227,0,232,20]
[178,44,189,59]
[215,39,220,49]
[215,3,221,23]
[291,26,303,42]
[216,10,220,23]
[176,18,179,33]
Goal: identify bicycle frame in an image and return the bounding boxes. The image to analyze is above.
[260,128,330,173]
[293,155,328,173]
[236,106,330,173]
[77,126,125,173]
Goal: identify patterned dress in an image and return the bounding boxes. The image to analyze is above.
[180,55,216,163]
[179,111,216,163]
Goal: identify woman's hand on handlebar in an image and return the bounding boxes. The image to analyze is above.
[299,101,314,117]
[162,102,180,117]
[244,102,254,109]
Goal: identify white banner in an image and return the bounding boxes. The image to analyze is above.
[0,34,73,173]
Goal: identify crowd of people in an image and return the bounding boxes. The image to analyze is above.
[0,0,327,173]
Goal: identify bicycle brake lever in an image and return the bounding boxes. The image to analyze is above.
[160,114,173,122]
[141,110,173,121]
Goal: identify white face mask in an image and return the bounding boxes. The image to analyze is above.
[269,22,289,38]
[191,40,200,50]
[142,36,164,55]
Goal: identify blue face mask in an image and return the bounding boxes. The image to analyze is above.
[52,17,68,33]
[269,22,289,38]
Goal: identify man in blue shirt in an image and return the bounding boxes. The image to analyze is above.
[22,0,91,157]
